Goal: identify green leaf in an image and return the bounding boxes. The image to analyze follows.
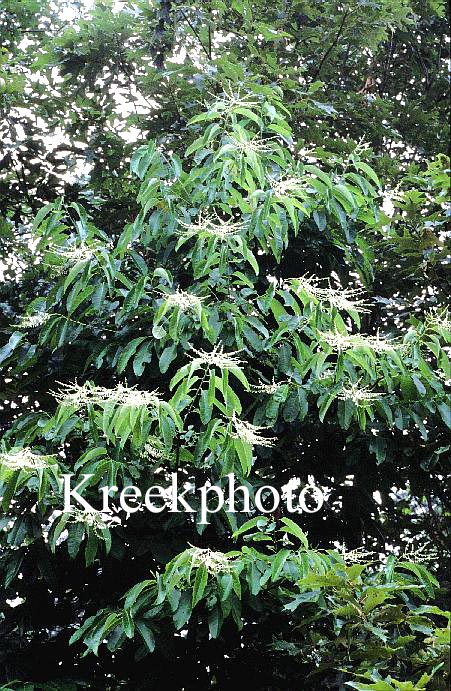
[159,344,177,374]
[318,392,336,422]
[284,590,321,611]
[208,605,222,638]
[355,160,382,189]
[68,522,85,559]
[437,401,450,428]
[117,337,147,374]
[279,518,309,547]
[133,342,153,377]
[0,332,23,366]
[136,620,155,652]
[192,564,208,608]
[233,437,253,475]
[271,549,290,581]
[84,528,98,566]
[232,516,268,539]
[122,609,135,639]
[199,389,213,424]
[124,580,154,610]
[173,590,192,630]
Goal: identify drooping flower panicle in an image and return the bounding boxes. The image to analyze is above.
[319,330,399,353]
[53,381,162,410]
[337,381,383,406]
[163,289,204,313]
[268,176,305,197]
[189,344,244,370]
[178,210,246,240]
[291,274,371,313]
[0,448,57,471]
[17,312,52,329]
[231,414,276,447]
[190,547,233,574]
[66,508,121,534]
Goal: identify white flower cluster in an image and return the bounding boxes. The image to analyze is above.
[178,210,246,240]
[53,381,162,410]
[319,330,398,353]
[437,370,451,386]
[426,307,451,333]
[250,380,285,395]
[231,414,276,447]
[268,176,305,196]
[401,542,438,564]
[51,244,97,264]
[140,442,165,460]
[337,382,382,406]
[304,648,323,667]
[0,448,56,471]
[340,546,375,564]
[212,85,260,117]
[190,547,233,575]
[140,439,174,463]
[66,508,121,534]
[17,312,52,329]
[189,344,243,370]
[163,289,204,313]
[228,134,276,155]
[291,275,370,313]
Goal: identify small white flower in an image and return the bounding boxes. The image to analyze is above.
[17,312,52,329]
[0,448,56,471]
[426,307,451,333]
[231,413,276,447]
[178,210,246,240]
[53,381,162,410]
[189,344,243,370]
[319,330,399,353]
[190,547,233,574]
[268,176,305,196]
[337,381,382,406]
[163,290,204,313]
[66,508,120,535]
[50,244,98,264]
[291,275,370,313]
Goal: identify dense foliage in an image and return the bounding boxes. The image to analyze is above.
[0,1,449,689]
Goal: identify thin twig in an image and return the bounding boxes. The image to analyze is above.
[179,9,211,59]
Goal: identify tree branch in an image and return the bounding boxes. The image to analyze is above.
[312,9,350,80]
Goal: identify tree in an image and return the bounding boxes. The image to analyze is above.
[0,81,449,689]
[0,0,450,691]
